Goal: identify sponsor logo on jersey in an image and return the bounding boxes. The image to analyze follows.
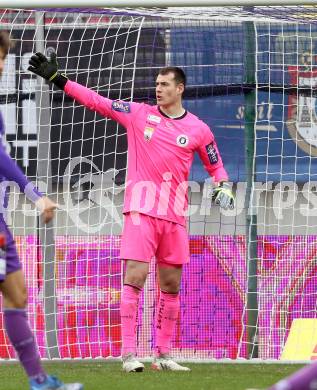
[111,100,131,113]
[144,126,155,141]
[176,134,189,147]
[164,120,174,129]
[147,114,161,124]
[205,142,218,164]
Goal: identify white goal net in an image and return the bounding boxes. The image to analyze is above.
[0,6,316,361]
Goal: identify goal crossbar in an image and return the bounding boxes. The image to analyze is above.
[2,1,317,9]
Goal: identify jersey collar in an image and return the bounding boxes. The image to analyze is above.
[158,106,187,120]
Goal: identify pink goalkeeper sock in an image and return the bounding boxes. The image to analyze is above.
[155,291,180,357]
[120,284,141,356]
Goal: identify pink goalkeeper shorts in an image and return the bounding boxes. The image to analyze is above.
[119,212,190,265]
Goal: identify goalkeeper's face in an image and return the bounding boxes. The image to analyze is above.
[156,72,184,108]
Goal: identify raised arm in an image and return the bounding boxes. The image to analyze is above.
[28,52,137,128]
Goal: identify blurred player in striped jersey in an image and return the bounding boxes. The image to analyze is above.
[0,33,83,390]
[267,362,317,389]
[29,52,235,372]
[247,362,317,389]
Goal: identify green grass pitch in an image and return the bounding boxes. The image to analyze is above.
[0,362,304,390]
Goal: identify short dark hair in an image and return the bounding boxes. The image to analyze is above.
[0,31,11,55]
[158,66,186,87]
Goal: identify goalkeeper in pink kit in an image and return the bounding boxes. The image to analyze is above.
[29,52,235,372]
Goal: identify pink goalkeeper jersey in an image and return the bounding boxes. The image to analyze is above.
[65,80,229,226]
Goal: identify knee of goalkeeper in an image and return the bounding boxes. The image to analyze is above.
[211,182,235,210]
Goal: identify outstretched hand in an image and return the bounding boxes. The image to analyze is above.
[35,196,58,224]
[212,182,235,210]
[28,52,58,81]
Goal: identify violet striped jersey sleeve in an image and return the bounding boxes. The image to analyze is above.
[0,112,42,205]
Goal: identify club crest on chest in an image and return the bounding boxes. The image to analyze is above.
[144,126,155,141]
[176,134,189,147]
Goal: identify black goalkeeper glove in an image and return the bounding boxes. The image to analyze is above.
[212,182,235,210]
[28,52,68,90]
